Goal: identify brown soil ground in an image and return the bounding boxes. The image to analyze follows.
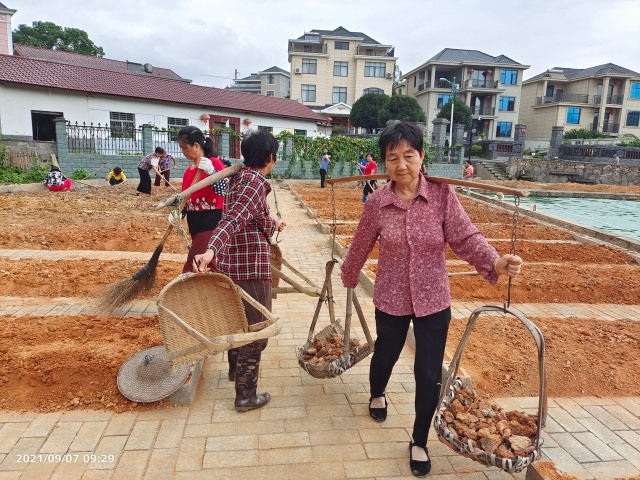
[0,180,639,412]
[0,314,171,413]
[449,315,640,398]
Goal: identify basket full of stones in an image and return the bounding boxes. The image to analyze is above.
[434,305,547,473]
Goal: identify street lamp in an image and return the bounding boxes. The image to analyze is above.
[439,77,458,162]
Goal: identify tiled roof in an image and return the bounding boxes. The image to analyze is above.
[526,63,640,82]
[0,54,325,122]
[428,48,523,65]
[297,27,381,45]
[261,66,290,75]
[13,44,185,80]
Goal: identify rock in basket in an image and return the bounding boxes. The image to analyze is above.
[434,305,547,474]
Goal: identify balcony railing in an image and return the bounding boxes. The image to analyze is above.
[591,122,620,133]
[593,94,624,105]
[536,93,589,105]
[471,107,495,116]
[288,43,327,54]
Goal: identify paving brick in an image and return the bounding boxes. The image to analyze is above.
[50,453,88,480]
[549,433,599,462]
[358,427,410,444]
[111,450,150,480]
[153,419,185,449]
[205,435,257,452]
[614,397,640,417]
[143,448,178,480]
[542,446,594,479]
[582,405,628,430]
[203,449,258,469]
[70,422,108,452]
[615,429,640,449]
[124,420,159,451]
[258,446,312,465]
[102,413,137,437]
[40,422,83,454]
[577,417,624,444]
[0,423,30,454]
[548,407,588,433]
[289,461,345,479]
[582,459,640,479]
[311,444,367,462]
[602,404,640,430]
[259,431,310,449]
[175,437,205,472]
[89,436,127,471]
[554,398,593,419]
[610,442,640,470]
[344,458,401,478]
[21,413,62,438]
[0,437,45,471]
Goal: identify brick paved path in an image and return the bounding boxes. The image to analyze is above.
[0,185,639,479]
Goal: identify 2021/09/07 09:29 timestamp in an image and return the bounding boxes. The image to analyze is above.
[17,454,116,463]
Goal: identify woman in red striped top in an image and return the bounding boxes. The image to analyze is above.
[176,126,228,274]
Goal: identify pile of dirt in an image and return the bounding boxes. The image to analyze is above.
[0,314,181,413]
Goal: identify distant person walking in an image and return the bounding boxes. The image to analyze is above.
[155,151,177,187]
[319,151,331,188]
[105,167,126,186]
[44,166,72,192]
[463,160,474,193]
[362,152,378,203]
[136,147,165,195]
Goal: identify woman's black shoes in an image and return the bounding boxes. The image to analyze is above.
[368,394,387,422]
[409,442,431,477]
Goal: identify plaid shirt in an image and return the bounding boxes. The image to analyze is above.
[207,166,276,281]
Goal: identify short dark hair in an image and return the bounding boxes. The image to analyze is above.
[241,131,279,168]
[326,151,332,156]
[378,122,424,161]
[366,152,376,161]
[113,166,122,175]
[155,147,165,154]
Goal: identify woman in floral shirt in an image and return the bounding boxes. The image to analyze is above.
[177,126,228,274]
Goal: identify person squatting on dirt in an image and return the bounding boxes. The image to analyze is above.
[194,131,287,412]
[175,126,228,274]
[136,147,165,195]
[105,167,126,186]
[44,165,72,192]
[340,121,523,478]
[362,152,378,203]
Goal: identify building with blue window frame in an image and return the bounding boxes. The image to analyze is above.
[520,63,640,141]
[400,48,528,140]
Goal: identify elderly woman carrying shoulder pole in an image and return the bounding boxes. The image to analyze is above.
[194,131,287,412]
[340,121,522,478]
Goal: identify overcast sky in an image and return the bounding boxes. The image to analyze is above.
[10,0,640,89]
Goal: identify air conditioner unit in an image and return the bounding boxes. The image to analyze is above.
[385,72,393,79]
[294,68,301,74]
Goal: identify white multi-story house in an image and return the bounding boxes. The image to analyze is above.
[520,64,640,141]
[227,66,291,98]
[403,48,529,140]
[288,27,396,129]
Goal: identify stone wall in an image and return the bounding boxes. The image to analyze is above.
[506,158,640,186]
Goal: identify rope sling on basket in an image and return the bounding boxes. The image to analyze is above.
[433,195,548,474]
[297,181,375,378]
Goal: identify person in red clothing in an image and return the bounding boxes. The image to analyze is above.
[194,131,287,412]
[176,126,228,274]
[341,122,522,477]
[362,152,378,203]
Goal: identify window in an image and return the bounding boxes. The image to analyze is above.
[110,112,135,138]
[167,117,188,141]
[630,82,640,99]
[257,126,273,133]
[302,58,316,74]
[266,74,275,85]
[333,86,347,104]
[498,96,516,111]
[363,87,384,95]
[335,41,349,50]
[265,90,275,97]
[566,107,581,124]
[627,111,640,127]
[500,69,518,85]
[496,122,513,137]
[437,94,451,108]
[301,84,316,102]
[333,61,348,77]
[365,48,373,55]
[294,129,307,136]
[365,62,386,78]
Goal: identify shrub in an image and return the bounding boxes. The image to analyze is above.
[71,167,92,180]
[563,128,610,140]
[0,162,49,185]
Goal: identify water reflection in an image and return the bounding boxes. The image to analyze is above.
[495,196,640,241]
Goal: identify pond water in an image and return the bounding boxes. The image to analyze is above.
[496,196,640,242]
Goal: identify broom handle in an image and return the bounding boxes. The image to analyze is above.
[326,174,528,197]
[155,164,242,209]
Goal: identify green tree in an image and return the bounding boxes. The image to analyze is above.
[13,21,105,57]
[392,63,403,95]
[350,93,390,131]
[436,97,472,129]
[378,95,426,125]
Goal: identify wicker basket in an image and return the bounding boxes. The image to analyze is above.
[297,321,373,379]
[434,305,547,474]
[157,273,281,365]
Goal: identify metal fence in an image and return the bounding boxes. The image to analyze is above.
[67,122,144,155]
[152,130,184,159]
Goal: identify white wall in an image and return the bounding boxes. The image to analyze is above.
[0,84,321,138]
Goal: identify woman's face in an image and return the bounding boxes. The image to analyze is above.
[385,140,425,187]
[366,154,373,162]
[178,138,201,162]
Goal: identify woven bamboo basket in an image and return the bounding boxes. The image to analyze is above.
[297,283,374,379]
[434,305,547,474]
[157,273,281,365]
